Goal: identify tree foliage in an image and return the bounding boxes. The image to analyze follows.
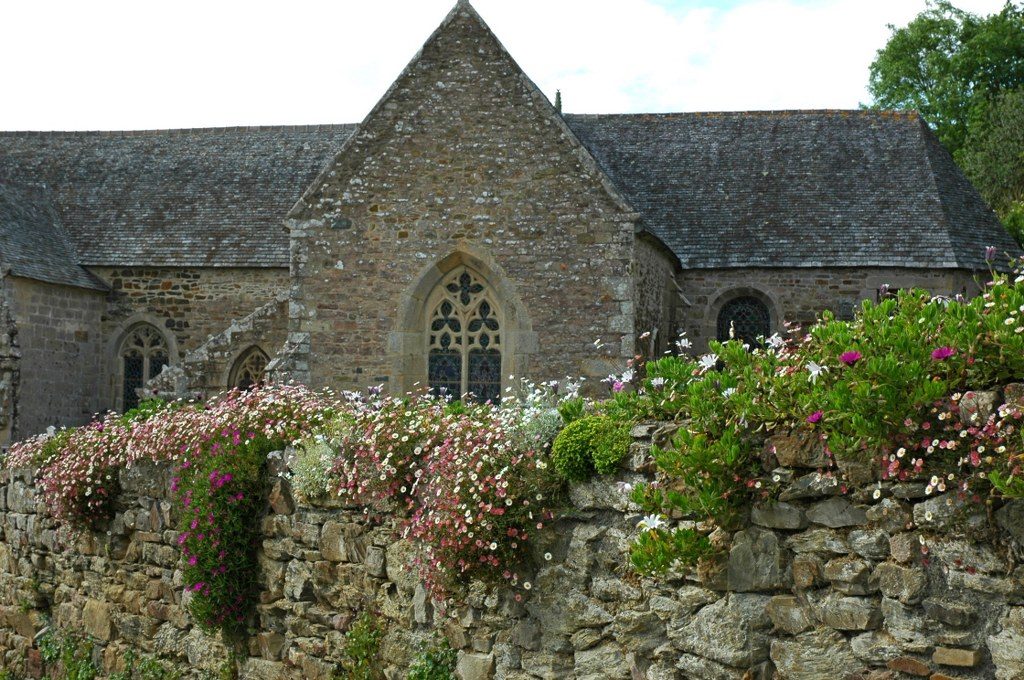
[959,88,1024,243]
[867,1,1024,156]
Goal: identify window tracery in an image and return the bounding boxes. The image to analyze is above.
[120,324,169,411]
[716,295,771,347]
[229,347,269,391]
[427,267,502,403]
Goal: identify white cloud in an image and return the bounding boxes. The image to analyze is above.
[0,0,1011,129]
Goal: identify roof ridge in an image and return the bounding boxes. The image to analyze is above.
[0,124,359,137]
[565,109,921,119]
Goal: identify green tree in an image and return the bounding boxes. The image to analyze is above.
[960,88,1024,243]
[867,1,1024,156]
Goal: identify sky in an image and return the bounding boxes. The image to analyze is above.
[0,0,1012,130]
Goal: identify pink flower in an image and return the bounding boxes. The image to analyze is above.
[806,410,823,424]
[931,346,956,361]
[839,351,862,366]
[612,381,625,393]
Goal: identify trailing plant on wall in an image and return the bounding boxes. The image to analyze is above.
[628,261,1024,574]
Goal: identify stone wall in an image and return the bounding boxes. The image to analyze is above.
[1,397,1023,679]
[633,235,679,358]
[3,276,106,440]
[675,267,983,352]
[143,293,288,401]
[0,280,20,448]
[284,4,642,396]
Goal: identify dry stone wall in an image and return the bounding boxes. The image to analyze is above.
[0,412,1022,679]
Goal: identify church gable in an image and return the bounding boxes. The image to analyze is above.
[286,1,645,394]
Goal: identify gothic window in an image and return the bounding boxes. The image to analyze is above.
[716,295,771,347]
[120,324,169,412]
[427,267,502,403]
[229,346,269,391]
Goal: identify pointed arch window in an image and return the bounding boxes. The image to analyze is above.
[120,324,169,411]
[427,267,502,403]
[716,295,771,347]
[229,346,269,391]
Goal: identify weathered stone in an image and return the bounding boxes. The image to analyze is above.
[671,593,771,667]
[881,597,932,651]
[751,502,808,530]
[812,593,882,630]
[727,527,790,591]
[779,472,841,501]
[960,390,998,425]
[766,433,828,468]
[849,529,891,560]
[785,528,850,555]
[674,654,747,679]
[875,562,927,604]
[770,629,862,680]
[257,631,287,660]
[792,555,827,590]
[922,599,976,628]
[889,532,920,564]
[574,643,631,680]
[456,652,495,680]
[82,599,113,641]
[850,631,903,665]
[674,585,719,614]
[268,478,295,515]
[988,607,1024,680]
[886,656,931,676]
[913,493,973,530]
[766,595,812,635]
[995,500,1024,546]
[807,497,868,528]
[931,647,981,667]
[890,483,929,500]
[824,556,878,595]
[866,498,912,532]
[364,545,387,578]
[284,560,314,601]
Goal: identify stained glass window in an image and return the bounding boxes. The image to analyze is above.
[717,296,771,347]
[120,324,170,411]
[229,347,269,391]
[427,267,502,403]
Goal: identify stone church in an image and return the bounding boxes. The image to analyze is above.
[0,0,1018,446]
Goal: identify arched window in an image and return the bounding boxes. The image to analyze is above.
[229,346,269,391]
[716,295,771,346]
[427,267,502,403]
[120,324,169,411]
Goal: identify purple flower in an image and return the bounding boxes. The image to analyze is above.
[806,410,823,424]
[839,351,862,366]
[985,246,997,262]
[612,381,625,393]
[931,346,956,361]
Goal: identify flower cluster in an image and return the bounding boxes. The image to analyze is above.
[627,259,1024,574]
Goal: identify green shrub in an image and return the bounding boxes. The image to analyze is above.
[337,611,384,680]
[551,415,631,481]
[407,640,457,680]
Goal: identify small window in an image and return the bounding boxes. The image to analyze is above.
[717,295,771,346]
[229,346,269,391]
[427,267,502,403]
[120,324,169,411]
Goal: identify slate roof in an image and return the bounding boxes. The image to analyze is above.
[0,126,356,268]
[565,110,1020,270]
[0,112,1016,272]
[0,181,106,290]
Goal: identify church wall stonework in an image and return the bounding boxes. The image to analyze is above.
[0,416,1022,678]
[633,235,679,358]
[0,282,20,448]
[285,5,641,395]
[676,267,983,352]
[3,277,105,439]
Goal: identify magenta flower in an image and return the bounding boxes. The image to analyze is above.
[806,410,823,424]
[839,351,862,366]
[612,381,625,393]
[931,346,956,361]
